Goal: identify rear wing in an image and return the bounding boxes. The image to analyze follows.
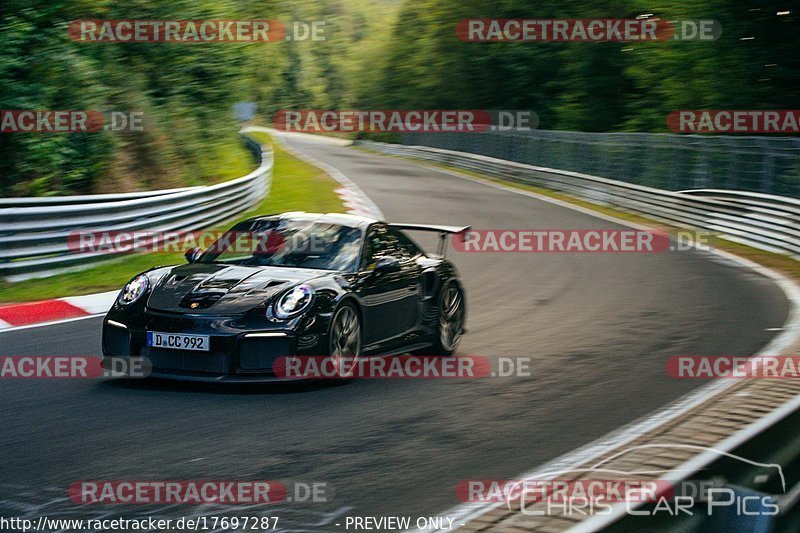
[389,223,470,257]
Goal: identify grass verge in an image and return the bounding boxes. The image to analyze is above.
[0,134,344,303]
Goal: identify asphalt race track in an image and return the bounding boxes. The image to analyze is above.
[0,134,790,530]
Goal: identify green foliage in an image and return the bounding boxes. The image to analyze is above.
[1,0,276,196]
[358,0,800,132]
[3,0,798,196]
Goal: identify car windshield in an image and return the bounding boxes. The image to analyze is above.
[198,219,362,271]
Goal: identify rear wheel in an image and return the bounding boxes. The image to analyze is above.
[328,302,362,378]
[430,282,465,356]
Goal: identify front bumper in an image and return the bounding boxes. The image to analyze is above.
[102,310,324,383]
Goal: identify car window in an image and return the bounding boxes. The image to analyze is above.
[199,220,362,272]
[389,227,423,258]
[361,225,412,269]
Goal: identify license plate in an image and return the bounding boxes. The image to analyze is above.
[147,332,210,352]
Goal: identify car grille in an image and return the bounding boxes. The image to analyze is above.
[238,337,293,372]
[140,347,230,373]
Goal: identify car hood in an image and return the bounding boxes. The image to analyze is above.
[147,263,329,314]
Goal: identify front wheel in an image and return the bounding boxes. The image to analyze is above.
[328,302,362,378]
[430,282,466,356]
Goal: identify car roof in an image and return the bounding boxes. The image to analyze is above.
[244,211,379,229]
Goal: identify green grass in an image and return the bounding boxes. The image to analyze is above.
[0,135,344,303]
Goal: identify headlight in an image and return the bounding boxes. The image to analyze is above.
[273,284,315,319]
[119,274,149,305]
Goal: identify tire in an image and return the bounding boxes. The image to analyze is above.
[328,302,362,379]
[430,281,466,356]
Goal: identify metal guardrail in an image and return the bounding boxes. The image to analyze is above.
[0,135,273,277]
[356,141,800,259]
[602,403,800,532]
[402,130,800,198]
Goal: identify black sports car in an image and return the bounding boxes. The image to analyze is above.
[102,212,468,382]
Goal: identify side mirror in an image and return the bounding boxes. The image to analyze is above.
[374,256,401,274]
[184,247,202,263]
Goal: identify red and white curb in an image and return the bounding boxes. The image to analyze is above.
[0,290,118,331]
[335,186,378,217]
